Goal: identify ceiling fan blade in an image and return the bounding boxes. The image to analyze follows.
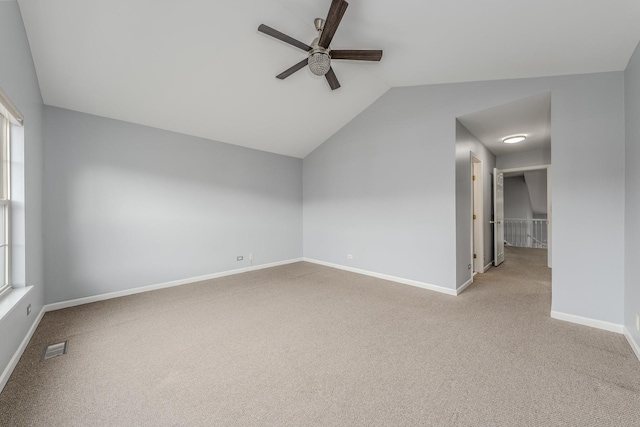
[258,24,312,52]
[330,50,383,61]
[276,59,309,80]
[325,67,341,90]
[318,0,349,49]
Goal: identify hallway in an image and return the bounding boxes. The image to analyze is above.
[475,246,551,306]
[458,246,640,424]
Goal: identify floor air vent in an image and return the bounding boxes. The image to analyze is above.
[42,341,68,361]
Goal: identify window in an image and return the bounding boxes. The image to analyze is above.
[0,87,23,299]
[0,112,9,298]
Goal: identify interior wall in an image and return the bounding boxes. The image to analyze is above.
[0,1,45,383]
[455,121,496,288]
[303,88,458,291]
[504,177,533,219]
[43,107,302,304]
[625,41,640,348]
[497,149,551,169]
[304,71,625,324]
[523,170,547,216]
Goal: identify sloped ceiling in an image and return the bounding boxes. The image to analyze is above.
[17,0,640,158]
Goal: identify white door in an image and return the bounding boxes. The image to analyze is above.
[493,168,504,266]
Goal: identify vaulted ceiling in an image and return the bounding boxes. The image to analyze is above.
[17,0,640,158]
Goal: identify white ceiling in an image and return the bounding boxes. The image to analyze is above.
[458,93,551,157]
[16,0,640,158]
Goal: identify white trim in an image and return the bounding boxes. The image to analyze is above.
[303,258,457,296]
[500,164,551,174]
[0,305,45,393]
[624,328,640,363]
[483,262,492,272]
[550,311,624,334]
[456,277,474,295]
[45,258,303,311]
[471,154,483,276]
[0,86,23,126]
[469,153,475,277]
[546,166,552,268]
[0,286,32,323]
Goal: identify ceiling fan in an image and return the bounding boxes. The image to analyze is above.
[258,0,382,90]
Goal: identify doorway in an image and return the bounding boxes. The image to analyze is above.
[455,92,552,294]
[493,165,551,268]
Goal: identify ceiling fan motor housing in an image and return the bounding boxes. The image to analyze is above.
[308,28,331,76]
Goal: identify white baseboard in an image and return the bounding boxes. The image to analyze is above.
[303,258,457,296]
[484,262,493,272]
[456,278,473,295]
[45,258,303,312]
[550,311,624,334]
[0,306,46,393]
[624,327,640,363]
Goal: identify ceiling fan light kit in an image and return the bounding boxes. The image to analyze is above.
[258,0,382,90]
[309,52,331,76]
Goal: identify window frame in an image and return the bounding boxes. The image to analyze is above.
[0,113,10,298]
[0,86,22,299]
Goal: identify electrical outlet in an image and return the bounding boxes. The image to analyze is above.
[347,254,353,260]
[636,313,639,332]
[468,264,471,270]
[249,253,254,261]
[237,256,243,261]
[27,304,31,315]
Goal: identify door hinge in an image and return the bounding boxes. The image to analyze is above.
[473,253,477,259]
[473,214,477,220]
[472,175,476,181]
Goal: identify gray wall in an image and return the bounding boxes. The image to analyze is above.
[455,121,496,288]
[43,107,302,304]
[503,176,534,248]
[304,72,625,324]
[303,88,458,290]
[496,149,551,170]
[523,170,547,216]
[0,1,45,381]
[504,177,533,219]
[625,41,640,347]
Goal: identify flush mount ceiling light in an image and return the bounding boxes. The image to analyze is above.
[503,135,526,144]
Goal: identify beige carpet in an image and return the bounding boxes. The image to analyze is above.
[1,247,639,426]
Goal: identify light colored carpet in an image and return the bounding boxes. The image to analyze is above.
[1,247,639,426]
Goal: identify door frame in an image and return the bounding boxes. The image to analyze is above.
[496,164,552,268]
[471,154,484,275]
[493,168,505,266]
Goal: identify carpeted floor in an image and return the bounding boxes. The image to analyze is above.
[1,247,639,426]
